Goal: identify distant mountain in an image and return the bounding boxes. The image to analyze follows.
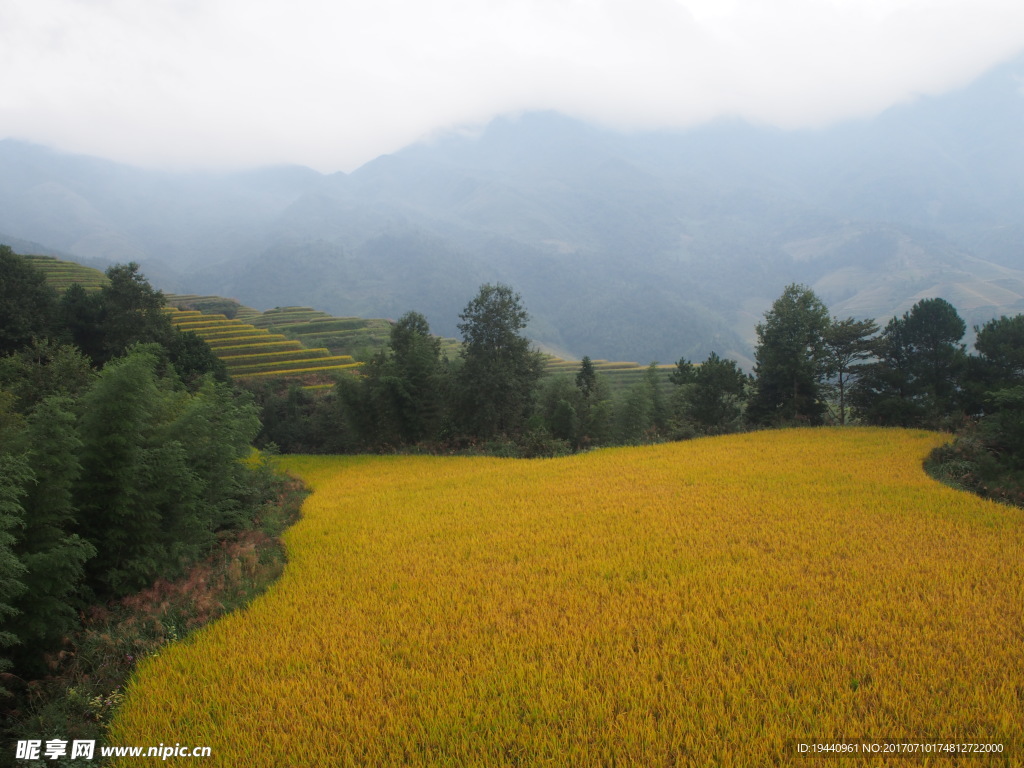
[2,54,1023,364]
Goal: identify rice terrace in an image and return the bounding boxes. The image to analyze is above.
[109,428,1024,766]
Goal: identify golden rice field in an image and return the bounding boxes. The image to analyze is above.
[110,428,1024,766]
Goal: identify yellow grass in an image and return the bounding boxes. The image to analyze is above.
[110,428,1024,766]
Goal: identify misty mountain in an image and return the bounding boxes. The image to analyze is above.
[2,54,1023,364]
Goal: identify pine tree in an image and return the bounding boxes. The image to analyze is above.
[749,284,830,425]
[455,284,544,439]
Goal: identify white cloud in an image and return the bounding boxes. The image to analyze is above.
[2,0,1023,172]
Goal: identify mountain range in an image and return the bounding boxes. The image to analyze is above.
[3,54,1024,365]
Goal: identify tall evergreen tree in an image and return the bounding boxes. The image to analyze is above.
[851,315,920,426]
[573,356,613,447]
[685,352,750,434]
[974,315,1024,385]
[575,356,598,400]
[748,284,831,425]
[455,284,544,439]
[823,317,878,425]
[362,311,447,445]
[852,298,966,427]
[99,263,174,364]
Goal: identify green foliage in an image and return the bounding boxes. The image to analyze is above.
[536,376,583,447]
[0,339,95,413]
[162,377,262,532]
[903,297,967,424]
[247,379,356,454]
[76,347,179,594]
[575,356,598,399]
[0,245,59,356]
[674,352,751,435]
[0,451,30,695]
[74,346,264,596]
[668,357,696,386]
[852,298,966,428]
[748,284,831,425]
[99,263,173,363]
[822,317,878,425]
[8,397,95,673]
[166,329,229,384]
[974,314,1024,391]
[615,372,662,445]
[455,284,544,439]
[59,282,106,361]
[359,312,449,446]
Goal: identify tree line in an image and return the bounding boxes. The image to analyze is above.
[249,280,1024,502]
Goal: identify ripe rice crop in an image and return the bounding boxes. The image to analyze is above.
[210,341,304,354]
[232,362,362,378]
[227,357,358,375]
[219,349,332,364]
[110,428,1024,766]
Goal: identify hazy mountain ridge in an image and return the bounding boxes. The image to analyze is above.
[2,54,1023,363]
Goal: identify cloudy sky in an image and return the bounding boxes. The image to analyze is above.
[2,0,1024,173]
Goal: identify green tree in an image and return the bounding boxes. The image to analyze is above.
[850,315,920,426]
[903,297,966,424]
[852,299,966,428]
[974,315,1024,388]
[163,376,261,534]
[0,339,94,413]
[99,263,174,363]
[166,329,228,385]
[668,358,696,386]
[361,311,447,445]
[58,283,105,362]
[537,375,583,447]
[615,380,655,444]
[575,356,598,399]
[823,317,879,425]
[0,246,58,356]
[455,284,544,439]
[685,352,750,434]
[75,346,200,595]
[644,362,669,433]
[573,356,613,447]
[748,284,831,425]
[0,452,29,695]
[8,397,95,671]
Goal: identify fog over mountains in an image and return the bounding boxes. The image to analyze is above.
[2,55,1023,365]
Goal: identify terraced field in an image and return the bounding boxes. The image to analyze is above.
[22,254,108,291]
[166,308,361,385]
[167,298,463,361]
[110,428,1023,766]
[543,356,677,395]
[249,306,397,358]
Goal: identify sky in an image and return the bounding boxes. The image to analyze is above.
[2,0,1024,174]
